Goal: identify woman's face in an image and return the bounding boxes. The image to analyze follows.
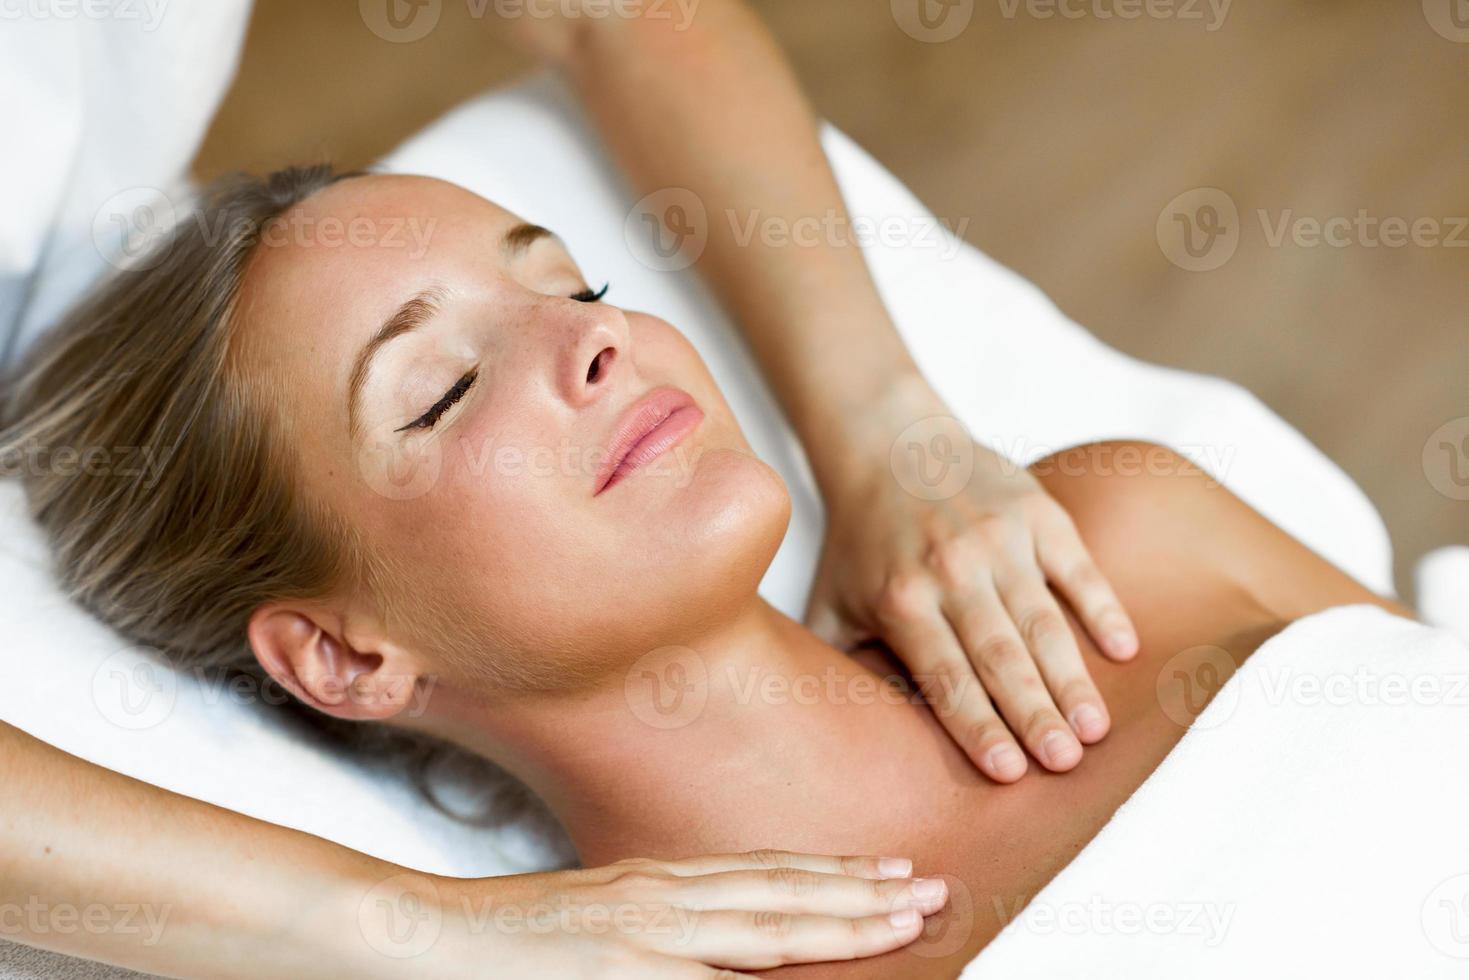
[236,175,791,687]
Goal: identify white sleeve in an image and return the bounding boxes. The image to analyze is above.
[0,0,253,369]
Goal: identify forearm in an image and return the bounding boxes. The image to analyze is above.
[0,721,403,979]
[544,1,931,493]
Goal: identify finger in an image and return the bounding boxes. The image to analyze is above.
[654,867,949,918]
[644,958,755,980]
[803,591,862,652]
[623,954,754,980]
[656,850,916,881]
[993,571,1110,745]
[644,908,930,970]
[1035,513,1139,661]
[942,584,1084,773]
[874,587,1028,782]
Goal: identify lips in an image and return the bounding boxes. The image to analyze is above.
[594,387,705,495]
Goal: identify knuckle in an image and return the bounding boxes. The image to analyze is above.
[1023,708,1065,744]
[963,718,1008,753]
[874,571,932,625]
[975,634,1027,674]
[971,514,1015,549]
[1059,560,1105,595]
[752,910,795,940]
[1017,608,1068,648]
[917,663,976,714]
[611,856,657,871]
[1058,678,1099,706]
[768,867,819,897]
[926,537,973,583]
[747,848,792,870]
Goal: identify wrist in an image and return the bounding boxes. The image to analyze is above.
[798,370,951,500]
[306,860,472,980]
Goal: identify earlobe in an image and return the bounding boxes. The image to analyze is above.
[247,605,419,721]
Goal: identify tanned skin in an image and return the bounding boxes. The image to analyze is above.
[763,441,1408,980]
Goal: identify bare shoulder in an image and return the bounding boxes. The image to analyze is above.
[762,442,1409,980]
[1031,440,1409,623]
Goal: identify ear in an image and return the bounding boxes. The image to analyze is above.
[247,604,422,722]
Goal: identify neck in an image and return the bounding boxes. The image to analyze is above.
[420,599,979,864]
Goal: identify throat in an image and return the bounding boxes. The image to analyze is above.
[449,601,978,866]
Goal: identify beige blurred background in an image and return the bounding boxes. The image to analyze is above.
[194,0,1468,597]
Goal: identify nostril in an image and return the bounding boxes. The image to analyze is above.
[586,347,615,384]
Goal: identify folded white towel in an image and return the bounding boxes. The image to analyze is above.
[1418,547,1469,644]
[966,604,1469,977]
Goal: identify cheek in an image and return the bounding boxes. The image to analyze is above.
[348,426,602,663]
[583,448,792,647]
[386,445,791,672]
[627,317,746,436]
[431,454,605,649]
[356,315,792,672]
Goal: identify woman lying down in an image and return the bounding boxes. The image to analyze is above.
[0,168,1453,979]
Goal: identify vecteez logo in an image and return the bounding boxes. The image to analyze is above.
[359,0,442,42]
[891,0,975,42]
[1156,188,1240,272]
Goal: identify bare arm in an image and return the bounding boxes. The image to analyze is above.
[2,721,938,977]
[517,3,1140,781]
[0,720,385,978]
[522,0,913,495]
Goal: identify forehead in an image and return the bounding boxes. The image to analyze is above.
[236,174,517,348]
[228,175,548,459]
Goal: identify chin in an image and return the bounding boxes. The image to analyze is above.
[674,448,791,610]
[612,447,790,634]
[678,446,789,545]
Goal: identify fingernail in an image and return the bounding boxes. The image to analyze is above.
[1070,703,1106,741]
[1106,629,1138,658]
[890,908,921,929]
[911,878,947,903]
[984,743,1027,780]
[878,857,913,879]
[1041,730,1082,769]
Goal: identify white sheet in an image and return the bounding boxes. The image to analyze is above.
[0,75,1401,886]
[965,604,1469,977]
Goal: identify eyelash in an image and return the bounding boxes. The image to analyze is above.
[571,282,610,303]
[396,284,611,433]
[396,371,478,433]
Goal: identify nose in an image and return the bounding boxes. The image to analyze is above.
[552,297,631,408]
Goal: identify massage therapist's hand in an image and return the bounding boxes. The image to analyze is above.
[517,2,1135,778]
[411,851,946,977]
[804,378,1140,783]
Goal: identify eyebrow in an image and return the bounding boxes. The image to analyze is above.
[347,223,557,438]
[503,222,556,256]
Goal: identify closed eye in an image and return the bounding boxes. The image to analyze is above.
[571,283,610,303]
[396,370,478,433]
[391,284,603,434]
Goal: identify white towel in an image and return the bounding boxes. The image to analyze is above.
[0,75,1422,978]
[1418,547,1469,644]
[0,74,1401,886]
[965,604,1469,977]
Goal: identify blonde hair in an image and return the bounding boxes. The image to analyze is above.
[0,166,558,837]
[1,165,362,678]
